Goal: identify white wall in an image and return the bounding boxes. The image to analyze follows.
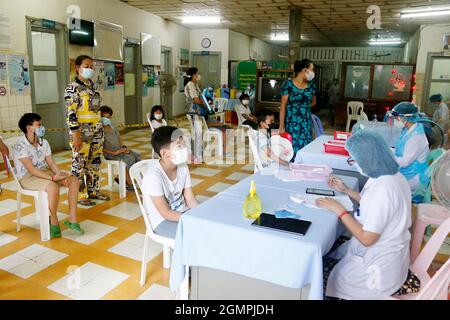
[229,30,250,61]
[189,29,229,85]
[0,0,190,134]
[403,28,420,64]
[229,30,286,61]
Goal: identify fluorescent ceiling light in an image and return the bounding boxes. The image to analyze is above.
[270,33,289,41]
[400,6,450,18]
[182,16,221,24]
[369,40,402,45]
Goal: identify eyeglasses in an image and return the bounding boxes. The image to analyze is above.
[347,156,356,166]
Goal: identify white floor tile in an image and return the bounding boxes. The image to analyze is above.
[190,178,204,187]
[0,199,31,216]
[226,172,251,181]
[240,164,255,172]
[33,250,68,267]
[47,262,129,300]
[0,232,18,247]
[108,233,161,262]
[15,244,50,259]
[62,220,117,245]
[103,202,141,221]
[8,260,47,279]
[0,254,28,271]
[62,200,105,209]
[190,168,221,177]
[207,182,232,193]
[137,284,176,300]
[0,181,19,191]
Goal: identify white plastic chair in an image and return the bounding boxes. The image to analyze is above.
[360,111,369,121]
[247,130,264,173]
[103,156,127,199]
[387,217,450,300]
[4,137,50,242]
[129,160,175,286]
[346,101,364,132]
[146,113,160,159]
[211,98,227,123]
[186,114,223,158]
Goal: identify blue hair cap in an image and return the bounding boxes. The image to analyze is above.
[393,101,418,115]
[346,130,399,179]
[429,94,443,102]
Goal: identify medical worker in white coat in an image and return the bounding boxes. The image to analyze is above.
[316,131,413,300]
[391,102,429,203]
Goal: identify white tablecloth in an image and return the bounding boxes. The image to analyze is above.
[295,135,358,172]
[169,170,359,300]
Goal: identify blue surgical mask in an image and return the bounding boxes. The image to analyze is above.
[80,67,94,80]
[101,117,112,126]
[35,126,46,138]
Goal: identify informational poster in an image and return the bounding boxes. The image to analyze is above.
[0,54,7,96]
[8,54,30,94]
[93,60,105,91]
[115,63,124,85]
[236,60,257,92]
[142,65,154,88]
[125,73,135,96]
[105,62,115,90]
[180,48,189,66]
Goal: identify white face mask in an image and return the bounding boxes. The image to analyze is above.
[154,113,163,120]
[242,99,250,106]
[171,147,188,166]
[306,70,315,81]
[394,119,405,129]
[80,67,94,80]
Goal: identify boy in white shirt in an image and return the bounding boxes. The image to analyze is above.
[236,94,257,127]
[12,113,84,238]
[142,126,199,239]
[250,110,290,168]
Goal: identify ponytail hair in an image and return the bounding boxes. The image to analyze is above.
[184,67,198,87]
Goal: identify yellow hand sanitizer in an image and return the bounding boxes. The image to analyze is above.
[243,180,262,219]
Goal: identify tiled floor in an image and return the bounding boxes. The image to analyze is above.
[0,118,447,300]
[0,119,256,300]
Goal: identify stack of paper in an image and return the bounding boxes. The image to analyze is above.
[290,193,354,211]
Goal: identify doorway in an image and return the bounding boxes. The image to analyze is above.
[423,54,450,115]
[191,52,221,89]
[124,44,142,125]
[160,47,173,119]
[27,17,69,151]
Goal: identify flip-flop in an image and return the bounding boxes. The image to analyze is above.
[50,224,61,238]
[78,198,96,206]
[64,221,85,235]
[88,193,111,201]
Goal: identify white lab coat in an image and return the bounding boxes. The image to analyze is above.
[394,124,429,190]
[326,172,412,300]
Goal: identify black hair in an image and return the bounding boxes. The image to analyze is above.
[100,105,113,116]
[150,105,165,121]
[255,109,275,128]
[151,126,183,157]
[294,59,313,77]
[19,113,41,134]
[239,93,250,102]
[184,67,199,87]
[75,55,93,75]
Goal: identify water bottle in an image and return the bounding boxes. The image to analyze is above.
[243,180,262,219]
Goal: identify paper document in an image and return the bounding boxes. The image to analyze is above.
[290,193,354,211]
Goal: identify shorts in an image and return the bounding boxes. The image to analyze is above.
[19,169,53,191]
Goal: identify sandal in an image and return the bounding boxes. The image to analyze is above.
[64,221,85,235]
[88,192,111,201]
[50,224,61,239]
[78,198,96,206]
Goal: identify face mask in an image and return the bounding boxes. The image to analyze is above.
[242,99,250,106]
[101,117,112,126]
[306,70,315,81]
[34,126,46,138]
[154,113,163,120]
[171,147,188,166]
[80,67,94,80]
[394,119,405,129]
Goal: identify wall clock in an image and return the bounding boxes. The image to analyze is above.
[201,38,211,49]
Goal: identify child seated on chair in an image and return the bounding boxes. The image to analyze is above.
[249,109,290,168]
[12,113,84,238]
[100,106,141,192]
[236,93,258,128]
[150,105,167,130]
[142,126,199,239]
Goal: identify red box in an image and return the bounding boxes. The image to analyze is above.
[324,140,350,156]
[334,131,352,141]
